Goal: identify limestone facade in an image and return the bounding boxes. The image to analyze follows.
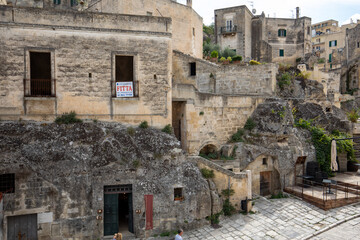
[0,6,172,127]
[215,5,312,64]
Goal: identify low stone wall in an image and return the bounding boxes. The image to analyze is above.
[191,156,251,211]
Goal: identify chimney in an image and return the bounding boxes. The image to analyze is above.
[187,0,192,8]
[296,7,300,19]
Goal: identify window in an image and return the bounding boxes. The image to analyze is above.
[358,42,360,48]
[30,52,52,96]
[53,0,61,4]
[329,53,332,62]
[226,20,233,31]
[190,62,196,76]
[70,0,77,6]
[307,27,310,35]
[329,40,337,47]
[279,49,284,57]
[262,158,267,165]
[278,29,286,37]
[115,56,136,98]
[0,174,15,194]
[174,188,184,201]
[193,27,195,36]
[146,12,152,16]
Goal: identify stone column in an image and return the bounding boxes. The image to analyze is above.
[246,170,252,212]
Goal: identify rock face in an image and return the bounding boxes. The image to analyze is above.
[0,122,216,239]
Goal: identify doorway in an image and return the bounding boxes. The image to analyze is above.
[172,101,186,149]
[260,171,272,196]
[104,185,133,236]
[7,214,38,240]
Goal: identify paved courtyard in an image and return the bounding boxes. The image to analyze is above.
[182,197,360,240]
[311,216,360,239]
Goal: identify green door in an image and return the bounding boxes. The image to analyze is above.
[104,194,119,236]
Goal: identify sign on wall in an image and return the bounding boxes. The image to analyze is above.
[116,82,134,98]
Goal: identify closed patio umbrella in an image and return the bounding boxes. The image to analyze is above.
[331,139,338,171]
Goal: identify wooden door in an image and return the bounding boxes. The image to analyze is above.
[260,171,272,196]
[7,214,38,240]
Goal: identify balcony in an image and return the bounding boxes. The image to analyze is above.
[24,79,56,97]
[220,26,237,34]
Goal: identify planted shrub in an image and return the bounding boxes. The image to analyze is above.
[139,121,149,129]
[55,111,82,124]
[278,72,292,90]
[127,127,135,136]
[221,47,236,58]
[296,71,311,80]
[162,124,173,134]
[244,117,256,131]
[210,50,219,58]
[318,58,325,64]
[232,55,242,62]
[347,109,360,123]
[221,188,235,197]
[200,168,215,179]
[223,199,236,216]
[227,57,232,62]
[220,57,226,62]
[249,60,261,65]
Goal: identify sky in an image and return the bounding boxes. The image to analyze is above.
[177,0,360,26]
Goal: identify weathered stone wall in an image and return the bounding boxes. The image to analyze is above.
[0,6,172,127]
[0,122,216,239]
[90,0,203,58]
[347,24,360,62]
[215,64,277,95]
[172,51,277,96]
[264,17,312,64]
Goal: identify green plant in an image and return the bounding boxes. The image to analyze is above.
[200,168,215,179]
[221,188,235,197]
[249,60,261,65]
[55,111,82,124]
[220,57,226,62]
[133,160,140,168]
[139,121,149,129]
[199,152,218,160]
[278,63,291,72]
[210,50,219,58]
[227,57,232,62]
[160,232,171,237]
[153,152,162,159]
[206,211,222,225]
[278,72,292,90]
[223,199,236,216]
[347,109,360,123]
[232,55,242,62]
[127,127,135,136]
[295,118,355,175]
[296,71,311,80]
[93,119,98,123]
[345,88,359,96]
[162,124,173,134]
[199,111,204,115]
[184,220,188,224]
[209,73,214,78]
[244,117,256,131]
[318,58,325,64]
[270,192,288,199]
[203,42,220,57]
[296,57,302,63]
[221,47,236,58]
[220,155,235,161]
[230,128,245,143]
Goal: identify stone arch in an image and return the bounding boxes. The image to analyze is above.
[198,142,219,157]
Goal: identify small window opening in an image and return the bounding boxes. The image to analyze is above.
[174,188,184,201]
[278,29,286,37]
[279,49,284,57]
[307,27,310,35]
[190,62,196,76]
[357,42,360,48]
[193,27,195,36]
[0,173,15,194]
[53,0,61,5]
[326,107,331,112]
[228,168,233,172]
[147,12,153,16]
[154,74,157,79]
[262,158,267,165]
[89,73,92,78]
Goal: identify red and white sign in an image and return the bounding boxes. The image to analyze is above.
[116,82,134,98]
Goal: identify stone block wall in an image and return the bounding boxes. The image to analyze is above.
[0,6,172,127]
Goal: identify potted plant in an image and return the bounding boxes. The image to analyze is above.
[220,57,230,65]
[210,51,218,62]
[232,55,242,64]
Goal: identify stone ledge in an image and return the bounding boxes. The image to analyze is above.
[112,97,139,101]
[24,97,56,101]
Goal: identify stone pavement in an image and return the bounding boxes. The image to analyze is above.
[310,216,360,240]
[183,197,360,240]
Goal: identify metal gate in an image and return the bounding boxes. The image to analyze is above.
[7,214,38,240]
[260,171,271,196]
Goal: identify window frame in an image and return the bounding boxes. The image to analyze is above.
[279,49,284,57]
[174,187,184,201]
[278,29,286,37]
[190,62,196,76]
[111,51,139,98]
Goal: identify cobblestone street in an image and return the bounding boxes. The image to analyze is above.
[183,197,360,240]
[311,216,360,240]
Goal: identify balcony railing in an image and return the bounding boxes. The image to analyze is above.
[24,79,56,97]
[220,26,237,34]
[112,80,139,98]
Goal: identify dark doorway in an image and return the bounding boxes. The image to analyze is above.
[104,185,133,236]
[172,101,186,149]
[116,56,133,82]
[260,171,271,196]
[7,214,38,240]
[30,52,51,96]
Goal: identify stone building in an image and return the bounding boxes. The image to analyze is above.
[214,5,312,64]
[311,19,359,70]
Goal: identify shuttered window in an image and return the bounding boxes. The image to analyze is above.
[279,49,284,57]
[329,40,337,47]
[329,54,332,62]
[53,0,61,4]
[278,29,286,37]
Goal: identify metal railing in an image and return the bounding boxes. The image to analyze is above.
[111,80,139,98]
[220,26,237,33]
[23,79,56,97]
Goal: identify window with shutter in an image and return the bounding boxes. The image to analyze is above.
[53,0,61,4]
[278,29,286,37]
[329,54,332,62]
[279,49,284,57]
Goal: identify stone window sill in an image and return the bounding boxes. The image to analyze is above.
[112,97,139,101]
[24,97,56,101]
